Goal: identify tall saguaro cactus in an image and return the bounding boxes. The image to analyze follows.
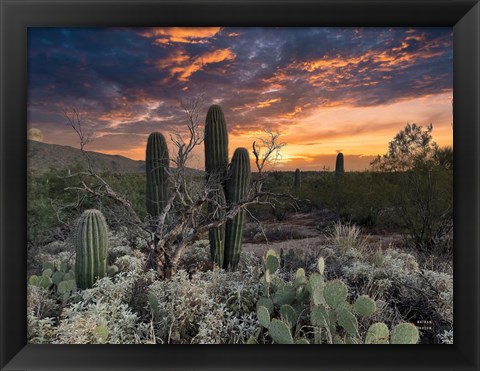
[204,105,229,265]
[335,153,344,175]
[146,132,170,220]
[75,209,108,289]
[204,105,229,179]
[224,147,251,270]
[294,168,301,189]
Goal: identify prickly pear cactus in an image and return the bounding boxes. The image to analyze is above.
[354,295,376,317]
[391,323,420,344]
[365,322,390,344]
[336,308,358,337]
[254,251,419,345]
[280,304,298,327]
[265,249,280,274]
[257,305,271,328]
[146,132,170,219]
[324,279,348,309]
[268,319,294,344]
[75,209,108,289]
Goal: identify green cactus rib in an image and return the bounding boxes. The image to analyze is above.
[208,186,227,267]
[294,168,301,189]
[224,147,251,270]
[75,209,108,289]
[335,153,344,175]
[146,132,170,218]
[204,104,229,178]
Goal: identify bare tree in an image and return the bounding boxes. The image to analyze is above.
[64,103,294,278]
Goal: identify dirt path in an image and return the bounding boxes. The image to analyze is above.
[243,232,405,258]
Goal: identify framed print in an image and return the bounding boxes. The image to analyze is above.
[1,0,479,370]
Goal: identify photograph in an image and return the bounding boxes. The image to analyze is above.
[26,26,453,345]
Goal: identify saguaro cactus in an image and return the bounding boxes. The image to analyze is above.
[335,153,344,175]
[75,209,108,289]
[204,105,229,179]
[294,168,301,189]
[208,186,227,267]
[224,147,251,270]
[204,105,229,264]
[146,132,170,219]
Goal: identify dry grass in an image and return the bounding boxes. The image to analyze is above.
[327,221,367,254]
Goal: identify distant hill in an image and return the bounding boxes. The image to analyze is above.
[28,140,145,174]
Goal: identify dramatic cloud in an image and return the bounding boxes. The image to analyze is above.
[156,48,236,81]
[139,27,222,45]
[27,27,453,170]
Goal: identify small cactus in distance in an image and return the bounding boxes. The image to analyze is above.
[335,152,344,175]
[75,209,108,289]
[294,168,301,189]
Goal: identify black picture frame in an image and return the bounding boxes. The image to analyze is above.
[1,0,478,370]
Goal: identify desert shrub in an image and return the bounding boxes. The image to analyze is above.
[27,169,148,246]
[341,248,453,342]
[53,300,149,344]
[371,124,453,251]
[48,269,155,344]
[181,240,212,272]
[27,283,63,344]
[27,284,58,319]
[438,329,453,344]
[114,252,145,274]
[147,264,262,344]
[108,244,133,263]
[27,312,56,344]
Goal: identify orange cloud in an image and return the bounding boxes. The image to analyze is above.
[282,106,303,119]
[139,27,221,44]
[231,97,282,113]
[256,97,281,108]
[301,55,367,72]
[155,49,190,69]
[285,32,449,89]
[156,48,236,81]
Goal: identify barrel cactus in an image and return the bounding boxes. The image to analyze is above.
[294,168,301,189]
[224,147,251,270]
[146,132,170,219]
[335,152,344,175]
[75,209,108,289]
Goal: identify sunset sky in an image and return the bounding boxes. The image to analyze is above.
[27,27,453,171]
